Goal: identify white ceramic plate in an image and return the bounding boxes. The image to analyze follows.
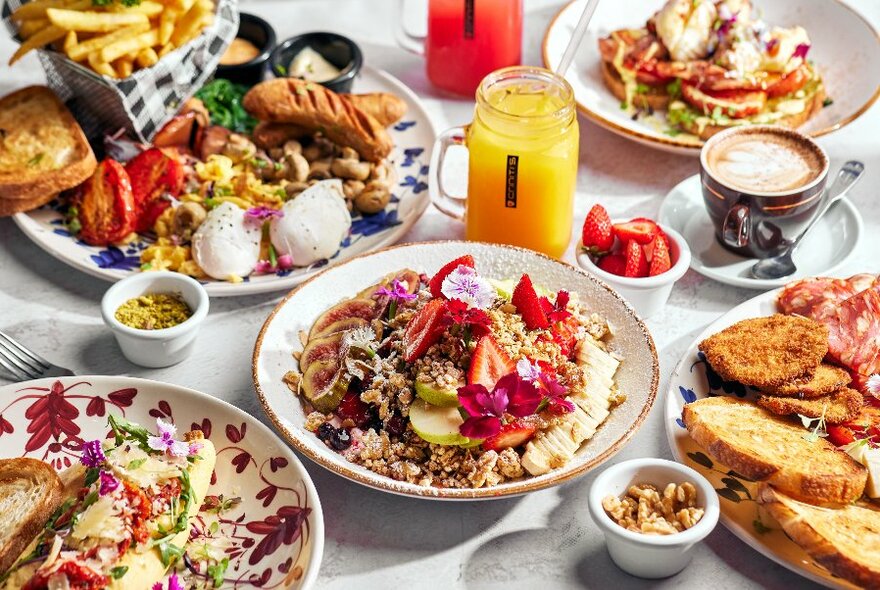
[658,174,862,289]
[664,290,859,589]
[252,241,659,500]
[542,0,880,155]
[12,66,437,296]
[0,376,324,589]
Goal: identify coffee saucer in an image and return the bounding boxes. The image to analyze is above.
[658,175,863,290]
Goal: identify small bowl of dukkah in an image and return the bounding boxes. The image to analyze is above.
[587,458,719,579]
[101,271,209,368]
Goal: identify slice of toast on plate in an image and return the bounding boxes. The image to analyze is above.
[0,458,64,574]
[758,484,880,589]
[0,86,97,205]
[682,396,867,504]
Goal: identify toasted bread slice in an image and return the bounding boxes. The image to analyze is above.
[678,84,827,140]
[0,192,57,218]
[758,484,880,589]
[0,458,63,574]
[600,61,672,111]
[757,387,864,424]
[0,86,97,203]
[682,397,867,504]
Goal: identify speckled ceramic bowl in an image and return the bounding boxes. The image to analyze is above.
[252,241,659,500]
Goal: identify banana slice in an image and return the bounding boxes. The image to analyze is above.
[522,339,621,476]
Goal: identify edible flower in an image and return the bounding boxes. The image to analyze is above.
[188,441,204,456]
[518,359,575,415]
[375,279,417,318]
[99,470,120,496]
[446,299,492,341]
[152,573,183,590]
[457,373,543,439]
[867,374,880,399]
[792,43,811,60]
[148,418,191,458]
[80,439,106,468]
[441,265,495,310]
[254,245,294,275]
[715,9,737,37]
[244,206,283,221]
[543,290,572,323]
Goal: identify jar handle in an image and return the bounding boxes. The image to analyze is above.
[429,126,468,221]
[394,0,426,55]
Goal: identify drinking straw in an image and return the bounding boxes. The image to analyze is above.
[555,0,602,76]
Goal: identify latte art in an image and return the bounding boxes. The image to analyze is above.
[707,134,824,194]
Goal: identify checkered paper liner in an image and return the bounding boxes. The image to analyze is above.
[2,0,239,143]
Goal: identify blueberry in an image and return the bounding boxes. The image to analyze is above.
[384,414,407,437]
[330,428,352,450]
[316,423,335,442]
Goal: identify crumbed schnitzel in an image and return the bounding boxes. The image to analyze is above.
[757,388,864,424]
[760,363,852,398]
[698,315,827,388]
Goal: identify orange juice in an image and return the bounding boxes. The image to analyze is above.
[465,67,578,258]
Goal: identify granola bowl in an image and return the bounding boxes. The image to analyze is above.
[252,241,659,500]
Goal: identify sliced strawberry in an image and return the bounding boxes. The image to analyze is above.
[468,334,515,390]
[613,218,658,245]
[482,420,538,451]
[429,255,475,298]
[643,231,670,263]
[512,274,550,330]
[597,254,627,276]
[648,234,672,276]
[623,240,649,278]
[551,315,580,359]
[402,299,449,361]
[337,390,371,427]
[581,204,614,253]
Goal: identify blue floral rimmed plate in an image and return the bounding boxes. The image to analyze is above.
[11,66,436,297]
[665,288,860,589]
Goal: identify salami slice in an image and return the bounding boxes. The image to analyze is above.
[825,284,880,377]
[778,274,879,322]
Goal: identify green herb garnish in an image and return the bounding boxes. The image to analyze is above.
[635,83,650,95]
[110,566,129,579]
[27,153,44,167]
[822,97,834,107]
[207,557,230,587]
[666,78,682,98]
[127,458,147,470]
[194,79,257,134]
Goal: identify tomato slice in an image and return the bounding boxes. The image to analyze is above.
[125,148,185,233]
[76,159,136,246]
[681,83,767,118]
[766,65,811,99]
[827,406,880,448]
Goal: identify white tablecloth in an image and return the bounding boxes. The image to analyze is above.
[1,1,878,588]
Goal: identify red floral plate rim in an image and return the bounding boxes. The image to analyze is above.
[0,376,324,590]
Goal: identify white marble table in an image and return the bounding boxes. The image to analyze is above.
[1,1,878,588]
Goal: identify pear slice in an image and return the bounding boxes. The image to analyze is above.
[414,372,464,407]
[409,399,478,446]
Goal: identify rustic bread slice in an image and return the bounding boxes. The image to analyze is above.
[682,397,867,504]
[0,86,97,203]
[758,484,880,589]
[600,61,672,111]
[0,458,63,574]
[0,191,57,218]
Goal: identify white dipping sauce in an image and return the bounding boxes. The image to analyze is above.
[288,46,342,82]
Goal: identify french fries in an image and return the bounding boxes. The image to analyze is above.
[8,0,217,77]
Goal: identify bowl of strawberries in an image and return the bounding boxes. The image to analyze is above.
[577,204,691,320]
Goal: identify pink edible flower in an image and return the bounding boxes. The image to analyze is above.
[457,373,544,439]
[277,254,294,270]
[147,418,190,457]
[792,43,811,60]
[152,573,183,590]
[253,260,274,274]
[99,470,119,496]
[80,439,106,468]
[245,206,283,221]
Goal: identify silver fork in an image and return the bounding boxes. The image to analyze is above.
[0,330,76,381]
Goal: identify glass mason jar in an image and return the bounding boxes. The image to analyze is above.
[430,66,579,259]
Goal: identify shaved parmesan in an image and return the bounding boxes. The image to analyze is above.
[71,496,126,544]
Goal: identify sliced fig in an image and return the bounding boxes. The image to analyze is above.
[312,317,371,340]
[309,298,378,339]
[302,359,350,413]
[299,332,345,374]
[357,268,422,300]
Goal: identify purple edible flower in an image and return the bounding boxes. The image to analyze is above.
[375,279,418,302]
[441,265,495,309]
[457,383,509,439]
[188,441,203,456]
[516,358,542,383]
[80,439,106,468]
[147,418,190,458]
[867,374,880,400]
[244,206,284,221]
[792,43,811,60]
[152,573,183,590]
[99,470,119,496]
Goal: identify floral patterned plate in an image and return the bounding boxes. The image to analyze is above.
[253,241,659,500]
[0,376,324,589]
[665,289,857,589]
[11,66,436,297]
